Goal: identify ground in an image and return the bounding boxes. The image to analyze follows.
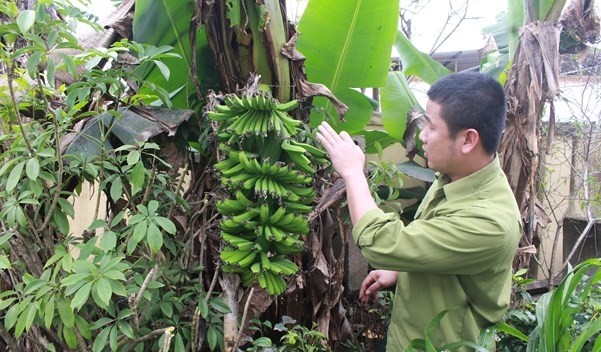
[337,290,391,352]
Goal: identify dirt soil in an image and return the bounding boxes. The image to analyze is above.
[336,290,390,352]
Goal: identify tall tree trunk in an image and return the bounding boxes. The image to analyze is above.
[499,20,561,271]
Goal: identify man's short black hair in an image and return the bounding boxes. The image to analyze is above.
[426,72,506,155]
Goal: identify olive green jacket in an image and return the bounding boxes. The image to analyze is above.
[353,157,522,351]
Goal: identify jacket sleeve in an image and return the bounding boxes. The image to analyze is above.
[352,208,512,275]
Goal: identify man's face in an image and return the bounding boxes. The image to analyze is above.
[418,100,463,176]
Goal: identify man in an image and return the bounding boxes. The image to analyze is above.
[316,72,522,351]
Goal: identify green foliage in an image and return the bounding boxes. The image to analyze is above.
[367,145,406,213]
[296,0,400,134]
[406,307,489,352]
[498,259,601,351]
[132,0,217,109]
[243,316,330,352]
[0,2,228,351]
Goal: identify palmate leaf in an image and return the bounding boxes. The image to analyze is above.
[296,0,400,132]
[133,0,218,108]
[146,222,163,253]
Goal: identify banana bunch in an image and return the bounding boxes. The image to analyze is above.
[210,94,301,139]
[209,92,327,295]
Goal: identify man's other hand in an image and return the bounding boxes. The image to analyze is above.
[359,270,398,303]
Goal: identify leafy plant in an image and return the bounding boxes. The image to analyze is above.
[525,259,601,351]
[405,307,489,352]
[0,2,232,351]
[496,259,601,351]
[243,316,330,352]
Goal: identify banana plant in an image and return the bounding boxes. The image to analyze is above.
[496,0,567,274]
[296,0,400,134]
[129,0,400,348]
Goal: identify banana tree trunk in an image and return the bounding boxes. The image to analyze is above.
[499,20,561,270]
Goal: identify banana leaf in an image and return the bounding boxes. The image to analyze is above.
[481,12,513,82]
[331,88,376,134]
[508,0,524,59]
[377,31,449,157]
[393,30,451,85]
[296,0,400,132]
[63,107,195,161]
[380,71,417,141]
[396,160,435,183]
[362,129,398,154]
[132,0,218,108]
[528,0,567,22]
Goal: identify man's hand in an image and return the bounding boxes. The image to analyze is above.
[316,121,376,225]
[359,270,398,303]
[316,122,365,180]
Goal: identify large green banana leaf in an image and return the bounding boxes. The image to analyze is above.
[376,31,450,154]
[133,0,218,108]
[296,0,400,134]
[393,31,451,85]
[380,71,416,141]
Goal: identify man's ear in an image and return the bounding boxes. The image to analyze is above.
[461,129,480,154]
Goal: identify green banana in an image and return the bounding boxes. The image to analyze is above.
[220,248,253,265]
[216,198,248,215]
[250,262,261,274]
[273,212,309,234]
[268,225,286,242]
[259,251,272,270]
[219,162,245,177]
[259,203,270,223]
[276,100,298,112]
[234,190,253,207]
[289,140,327,158]
[258,271,268,290]
[286,185,317,199]
[220,219,248,234]
[262,225,276,242]
[269,206,286,224]
[214,158,239,172]
[274,110,301,135]
[266,270,287,295]
[215,104,238,115]
[272,236,304,255]
[212,92,325,296]
[237,250,258,268]
[208,111,236,121]
[270,255,298,275]
[222,233,255,251]
[240,269,256,287]
[284,202,313,214]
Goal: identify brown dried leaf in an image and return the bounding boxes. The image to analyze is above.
[403,108,426,160]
